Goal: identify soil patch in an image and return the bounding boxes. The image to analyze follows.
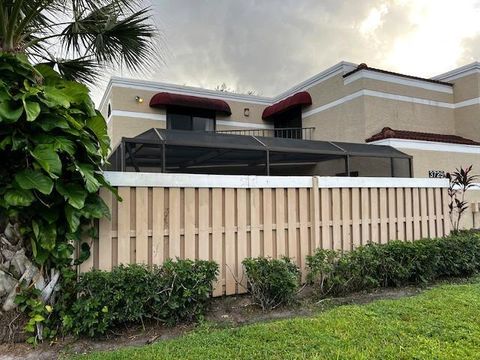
[0,310,27,344]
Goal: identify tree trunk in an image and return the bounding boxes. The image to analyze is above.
[0,222,60,341]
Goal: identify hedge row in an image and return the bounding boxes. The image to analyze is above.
[24,231,480,337]
[306,230,480,295]
[59,259,218,337]
[242,231,480,309]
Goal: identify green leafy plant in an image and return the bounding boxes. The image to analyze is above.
[447,165,479,232]
[14,285,55,345]
[242,257,300,311]
[0,53,112,268]
[62,260,219,337]
[307,231,480,296]
[1,0,158,343]
[0,53,115,341]
[305,249,337,295]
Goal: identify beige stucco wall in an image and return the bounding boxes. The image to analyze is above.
[450,73,480,103]
[364,96,455,139]
[109,86,269,124]
[402,149,480,178]
[446,72,480,142]
[303,97,367,143]
[303,73,362,109]
[303,94,455,144]
[393,148,480,229]
[454,104,480,142]
[109,116,166,148]
[361,78,453,103]
[300,71,457,144]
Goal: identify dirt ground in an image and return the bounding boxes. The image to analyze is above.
[0,283,431,360]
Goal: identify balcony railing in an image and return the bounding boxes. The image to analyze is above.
[215,127,315,140]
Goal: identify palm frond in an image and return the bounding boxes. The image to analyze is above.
[1,0,159,85]
[43,56,101,83]
[61,4,157,71]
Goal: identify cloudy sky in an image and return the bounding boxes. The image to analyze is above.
[95,0,480,102]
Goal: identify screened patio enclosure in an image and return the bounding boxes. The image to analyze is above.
[108,129,412,177]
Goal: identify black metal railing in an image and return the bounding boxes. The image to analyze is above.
[215,127,315,140]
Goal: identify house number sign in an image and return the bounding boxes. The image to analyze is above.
[428,170,446,178]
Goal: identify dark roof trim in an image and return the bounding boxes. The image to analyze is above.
[343,63,453,87]
[262,91,312,120]
[150,92,232,115]
[366,127,480,145]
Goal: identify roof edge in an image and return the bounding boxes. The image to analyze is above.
[106,77,274,106]
[272,61,357,101]
[366,127,480,145]
[431,61,480,81]
[100,61,358,111]
[344,64,453,87]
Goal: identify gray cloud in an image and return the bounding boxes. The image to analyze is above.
[93,1,480,103]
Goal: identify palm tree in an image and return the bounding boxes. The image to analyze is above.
[0,0,157,84]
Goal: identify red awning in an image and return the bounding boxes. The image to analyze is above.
[262,91,312,119]
[150,92,232,115]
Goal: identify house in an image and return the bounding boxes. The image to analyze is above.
[99,61,480,179]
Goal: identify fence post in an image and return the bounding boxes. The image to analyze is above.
[442,187,451,236]
[310,176,320,253]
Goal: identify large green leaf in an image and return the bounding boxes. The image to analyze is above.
[39,208,59,224]
[81,195,110,219]
[56,182,87,209]
[15,169,53,195]
[23,100,41,122]
[86,113,110,156]
[0,101,23,122]
[31,144,62,176]
[65,205,81,232]
[37,223,57,251]
[5,188,35,206]
[43,85,71,108]
[53,137,76,156]
[81,137,101,158]
[76,163,100,193]
[36,116,70,131]
[86,113,107,139]
[65,113,84,130]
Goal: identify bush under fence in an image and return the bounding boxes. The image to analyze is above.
[58,259,218,337]
[306,231,480,296]
[12,231,480,340]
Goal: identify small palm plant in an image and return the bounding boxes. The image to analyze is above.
[0,0,157,83]
[447,166,479,232]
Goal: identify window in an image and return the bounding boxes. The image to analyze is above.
[167,107,215,131]
[273,108,302,139]
[107,102,112,118]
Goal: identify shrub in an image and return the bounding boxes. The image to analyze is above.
[61,260,218,337]
[307,231,480,296]
[242,257,300,310]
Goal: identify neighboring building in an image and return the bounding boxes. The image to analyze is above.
[100,61,480,179]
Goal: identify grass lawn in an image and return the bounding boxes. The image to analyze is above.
[75,282,480,360]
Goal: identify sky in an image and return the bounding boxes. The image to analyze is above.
[94,0,480,103]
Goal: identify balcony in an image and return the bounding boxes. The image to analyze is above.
[214,127,315,140]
